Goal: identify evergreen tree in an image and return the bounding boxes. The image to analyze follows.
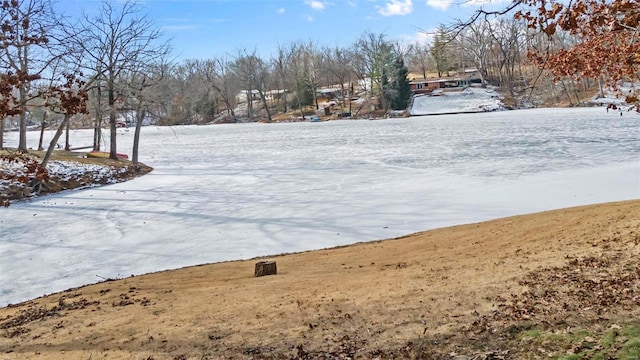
[382,70,394,111]
[389,57,411,110]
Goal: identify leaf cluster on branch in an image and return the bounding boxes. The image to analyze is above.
[516,0,640,107]
[46,72,88,116]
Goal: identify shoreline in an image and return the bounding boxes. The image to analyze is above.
[1,199,638,359]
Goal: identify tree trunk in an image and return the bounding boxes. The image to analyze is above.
[18,85,28,152]
[93,86,102,151]
[597,78,605,98]
[295,80,305,119]
[93,125,102,151]
[0,118,4,148]
[41,114,71,169]
[258,90,272,122]
[246,91,253,120]
[108,85,118,160]
[38,110,48,151]
[561,80,573,105]
[572,81,581,105]
[349,83,353,114]
[312,79,319,110]
[132,108,144,168]
[65,116,71,150]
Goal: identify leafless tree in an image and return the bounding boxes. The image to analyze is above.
[125,57,170,168]
[302,42,321,110]
[172,59,218,124]
[322,46,354,112]
[231,49,258,121]
[168,62,199,124]
[485,18,527,95]
[0,0,60,151]
[210,56,240,122]
[232,49,274,122]
[40,74,88,168]
[352,31,395,111]
[406,44,432,80]
[454,20,494,87]
[287,42,308,118]
[285,41,319,117]
[272,43,292,112]
[69,0,168,159]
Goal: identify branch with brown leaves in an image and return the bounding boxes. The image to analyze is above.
[515,0,640,108]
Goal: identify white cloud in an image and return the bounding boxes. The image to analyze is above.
[400,30,434,46]
[378,0,413,16]
[277,7,285,14]
[426,0,453,10]
[307,15,315,22]
[305,0,326,11]
[462,0,510,6]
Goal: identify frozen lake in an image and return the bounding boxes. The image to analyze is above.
[1,107,639,305]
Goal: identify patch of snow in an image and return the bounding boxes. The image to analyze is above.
[0,158,128,200]
[410,87,504,116]
[586,82,640,112]
[47,161,126,183]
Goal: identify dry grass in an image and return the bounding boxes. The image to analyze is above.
[1,199,638,359]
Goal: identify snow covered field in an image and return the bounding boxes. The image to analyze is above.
[1,107,639,306]
[410,87,504,115]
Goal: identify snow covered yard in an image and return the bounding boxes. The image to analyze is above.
[0,107,638,306]
[410,87,504,116]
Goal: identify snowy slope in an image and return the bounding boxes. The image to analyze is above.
[0,107,638,306]
[410,87,504,116]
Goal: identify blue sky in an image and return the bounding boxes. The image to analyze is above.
[59,0,504,60]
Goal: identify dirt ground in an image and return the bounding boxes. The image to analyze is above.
[0,199,639,359]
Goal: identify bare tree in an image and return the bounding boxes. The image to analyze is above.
[285,41,321,117]
[193,59,220,123]
[301,41,321,110]
[272,43,292,112]
[41,72,88,168]
[33,57,65,150]
[454,20,493,87]
[125,58,169,168]
[232,49,273,122]
[170,59,216,124]
[322,46,354,112]
[407,44,432,80]
[211,56,240,122]
[0,0,58,151]
[69,0,168,159]
[168,62,199,124]
[87,56,107,151]
[353,31,395,111]
[486,18,527,95]
[287,41,308,118]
